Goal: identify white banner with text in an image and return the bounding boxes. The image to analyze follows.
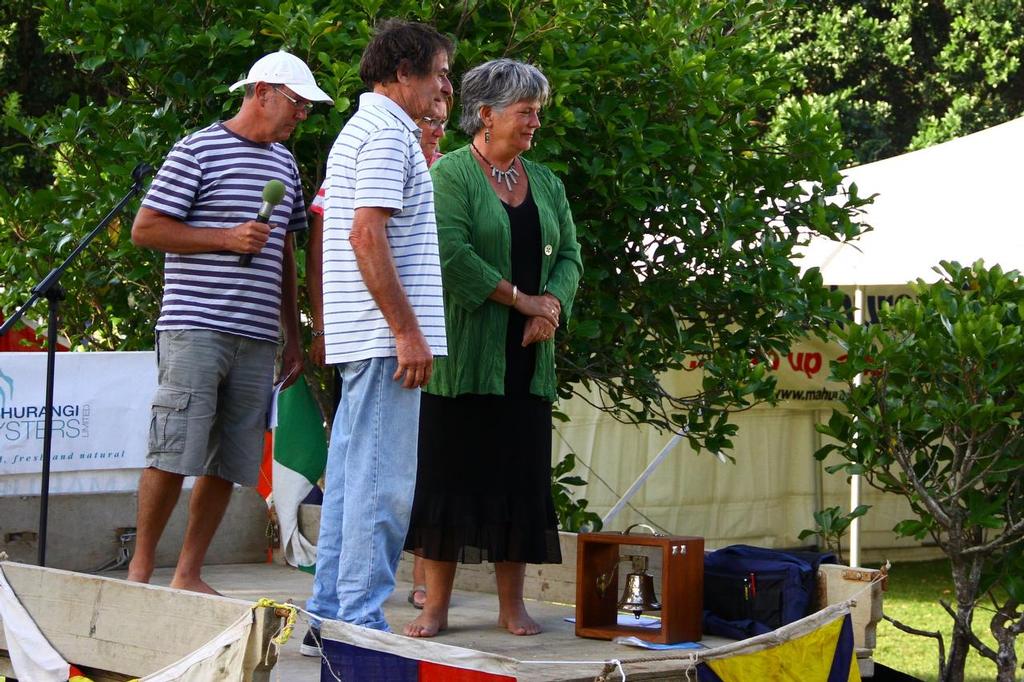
[0,351,155,495]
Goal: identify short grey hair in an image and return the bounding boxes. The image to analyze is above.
[459,59,550,136]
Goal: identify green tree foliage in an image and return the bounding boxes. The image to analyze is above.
[0,0,95,192]
[550,451,602,533]
[0,0,865,453]
[818,261,1024,682]
[770,1,1024,164]
[797,503,869,564]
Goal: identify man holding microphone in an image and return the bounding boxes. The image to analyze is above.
[127,51,331,593]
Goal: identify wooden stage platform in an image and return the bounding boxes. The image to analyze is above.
[127,561,727,681]
[2,543,881,680]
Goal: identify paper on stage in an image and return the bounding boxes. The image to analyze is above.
[612,636,704,650]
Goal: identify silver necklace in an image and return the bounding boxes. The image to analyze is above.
[472,142,519,191]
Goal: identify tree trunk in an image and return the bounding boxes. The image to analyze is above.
[943,624,972,682]
[994,655,1018,682]
[992,601,1020,682]
[942,556,982,682]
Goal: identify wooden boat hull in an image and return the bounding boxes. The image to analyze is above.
[0,561,283,681]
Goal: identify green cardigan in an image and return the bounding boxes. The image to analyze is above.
[426,145,583,401]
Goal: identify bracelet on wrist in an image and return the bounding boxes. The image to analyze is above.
[311,329,325,338]
[511,285,519,306]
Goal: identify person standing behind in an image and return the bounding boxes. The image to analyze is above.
[416,104,449,166]
[302,19,452,652]
[127,51,332,593]
[407,104,448,610]
[403,58,582,638]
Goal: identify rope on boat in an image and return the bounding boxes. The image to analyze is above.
[519,657,627,681]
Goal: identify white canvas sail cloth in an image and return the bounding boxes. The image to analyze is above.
[136,610,253,682]
[0,564,70,681]
[0,562,256,682]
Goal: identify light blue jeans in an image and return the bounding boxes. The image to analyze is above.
[307,357,420,630]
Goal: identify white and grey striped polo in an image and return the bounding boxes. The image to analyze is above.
[142,122,307,342]
[321,92,447,363]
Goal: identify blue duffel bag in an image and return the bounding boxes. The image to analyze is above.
[702,544,837,639]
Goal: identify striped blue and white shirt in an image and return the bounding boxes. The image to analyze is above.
[142,122,307,343]
[322,92,447,363]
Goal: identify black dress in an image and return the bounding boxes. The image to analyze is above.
[404,186,563,564]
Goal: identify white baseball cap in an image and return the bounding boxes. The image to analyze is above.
[229,50,334,104]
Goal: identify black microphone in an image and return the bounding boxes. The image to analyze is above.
[240,179,286,266]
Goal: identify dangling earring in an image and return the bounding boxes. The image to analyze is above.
[484,129,491,144]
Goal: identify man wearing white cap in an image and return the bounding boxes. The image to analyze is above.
[127,51,331,594]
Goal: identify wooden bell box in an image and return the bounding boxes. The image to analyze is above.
[575,529,704,644]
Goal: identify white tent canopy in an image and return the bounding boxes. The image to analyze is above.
[564,119,1024,568]
[801,115,1024,285]
[796,115,1024,565]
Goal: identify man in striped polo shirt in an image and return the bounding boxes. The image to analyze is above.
[303,20,452,646]
[127,51,332,594]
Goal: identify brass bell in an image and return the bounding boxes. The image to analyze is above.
[617,554,661,619]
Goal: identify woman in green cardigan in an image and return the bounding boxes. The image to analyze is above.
[403,59,583,638]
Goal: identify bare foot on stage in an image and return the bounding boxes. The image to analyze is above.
[125,559,152,584]
[169,577,222,595]
[404,610,448,638]
[498,605,542,636]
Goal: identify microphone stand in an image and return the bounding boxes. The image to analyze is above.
[0,162,153,567]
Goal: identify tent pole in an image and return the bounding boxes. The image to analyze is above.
[601,432,685,527]
[850,286,864,568]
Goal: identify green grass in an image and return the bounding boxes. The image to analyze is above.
[868,559,1023,681]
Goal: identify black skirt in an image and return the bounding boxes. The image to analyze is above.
[404,392,562,564]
